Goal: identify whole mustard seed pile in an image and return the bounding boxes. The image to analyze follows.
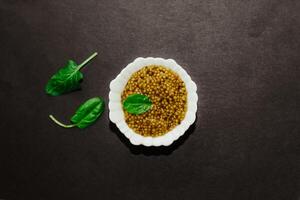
[121,65,187,137]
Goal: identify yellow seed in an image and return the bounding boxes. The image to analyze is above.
[121,65,187,137]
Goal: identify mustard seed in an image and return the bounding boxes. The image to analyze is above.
[121,65,187,137]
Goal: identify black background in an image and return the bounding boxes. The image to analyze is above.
[0,0,299,200]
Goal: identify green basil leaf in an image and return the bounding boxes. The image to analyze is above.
[71,97,105,129]
[123,94,152,115]
[49,97,105,129]
[45,52,98,96]
[45,60,83,96]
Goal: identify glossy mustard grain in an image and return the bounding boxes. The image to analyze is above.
[121,65,187,137]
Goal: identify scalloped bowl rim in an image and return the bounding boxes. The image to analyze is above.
[109,57,198,147]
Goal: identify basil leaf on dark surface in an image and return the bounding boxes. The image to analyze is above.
[71,97,105,128]
[49,97,105,129]
[45,60,83,96]
[123,94,152,115]
[45,52,98,96]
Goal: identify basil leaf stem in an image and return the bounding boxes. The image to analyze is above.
[77,52,98,71]
[49,115,76,128]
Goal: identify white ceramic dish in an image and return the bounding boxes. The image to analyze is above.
[109,57,198,147]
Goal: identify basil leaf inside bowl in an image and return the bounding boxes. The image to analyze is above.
[123,94,152,115]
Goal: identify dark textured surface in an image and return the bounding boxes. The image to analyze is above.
[0,0,299,200]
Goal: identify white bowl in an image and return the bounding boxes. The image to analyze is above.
[109,57,198,147]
